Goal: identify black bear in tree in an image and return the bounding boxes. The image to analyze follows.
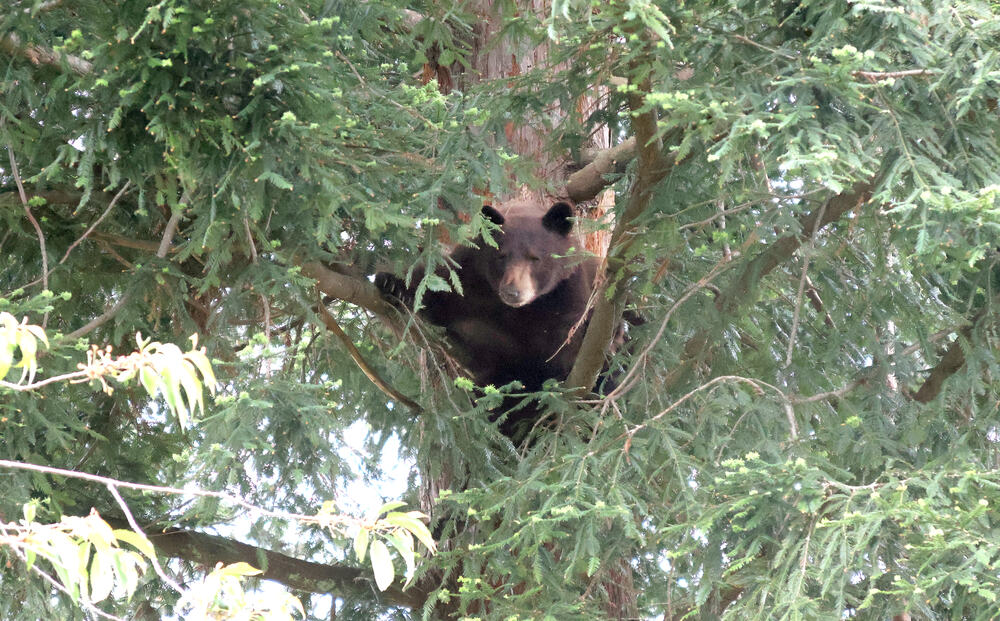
[376,202,597,435]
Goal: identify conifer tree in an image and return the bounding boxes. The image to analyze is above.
[2,1,999,619]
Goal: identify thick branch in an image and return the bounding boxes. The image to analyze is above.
[115,521,425,609]
[565,137,637,203]
[300,261,394,317]
[0,32,93,75]
[715,182,872,315]
[566,86,677,391]
[913,296,999,404]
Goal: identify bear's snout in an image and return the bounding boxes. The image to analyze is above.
[499,284,532,307]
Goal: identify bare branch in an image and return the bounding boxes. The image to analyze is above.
[0,32,93,75]
[565,137,636,203]
[300,261,394,317]
[90,231,169,253]
[852,69,936,83]
[105,483,184,595]
[7,143,49,299]
[0,459,426,607]
[137,524,424,607]
[792,377,867,405]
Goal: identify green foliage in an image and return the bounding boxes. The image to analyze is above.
[2,0,1000,619]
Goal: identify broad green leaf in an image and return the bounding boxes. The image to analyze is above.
[89,551,114,603]
[219,562,263,578]
[113,529,156,559]
[385,530,416,583]
[369,539,394,592]
[384,511,436,554]
[353,527,369,563]
[377,501,407,516]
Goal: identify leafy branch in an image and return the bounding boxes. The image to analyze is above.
[0,316,436,611]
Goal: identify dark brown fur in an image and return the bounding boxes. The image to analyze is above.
[376,202,597,437]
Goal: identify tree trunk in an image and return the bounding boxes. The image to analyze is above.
[417,2,635,618]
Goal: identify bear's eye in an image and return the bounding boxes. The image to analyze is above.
[527,253,541,262]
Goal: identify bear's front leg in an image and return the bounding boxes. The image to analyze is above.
[374,272,415,309]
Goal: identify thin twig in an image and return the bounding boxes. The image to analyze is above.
[60,182,131,265]
[0,369,91,391]
[784,201,827,367]
[624,375,792,448]
[105,484,184,594]
[315,296,422,413]
[731,34,797,60]
[602,257,734,403]
[7,144,49,322]
[0,459,352,527]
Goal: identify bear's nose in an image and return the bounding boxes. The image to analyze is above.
[499,285,523,306]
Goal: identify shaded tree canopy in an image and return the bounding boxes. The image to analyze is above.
[2,0,1000,619]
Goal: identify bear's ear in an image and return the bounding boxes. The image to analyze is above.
[482,205,505,226]
[542,202,574,236]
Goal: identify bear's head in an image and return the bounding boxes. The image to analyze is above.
[481,202,579,308]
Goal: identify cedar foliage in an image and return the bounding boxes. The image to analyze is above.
[2,0,1000,619]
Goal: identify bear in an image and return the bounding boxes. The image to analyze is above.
[375,201,598,438]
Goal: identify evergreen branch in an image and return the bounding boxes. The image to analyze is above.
[63,208,182,342]
[59,182,131,265]
[0,32,93,75]
[625,375,791,448]
[315,294,422,412]
[784,200,828,367]
[17,182,135,291]
[715,182,873,315]
[661,182,874,392]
